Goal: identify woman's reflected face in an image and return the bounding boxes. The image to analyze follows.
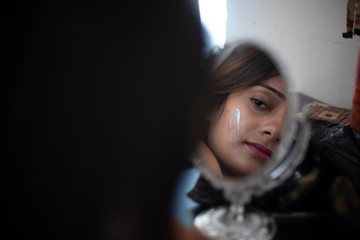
[207,76,287,176]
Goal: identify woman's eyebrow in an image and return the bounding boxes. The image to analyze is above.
[256,83,286,100]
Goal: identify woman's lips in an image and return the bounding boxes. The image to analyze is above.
[246,142,273,161]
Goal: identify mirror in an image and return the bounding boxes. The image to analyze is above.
[194,43,288,179]
[190,41,311,240]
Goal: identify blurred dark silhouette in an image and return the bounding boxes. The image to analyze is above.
[2,1,206,239]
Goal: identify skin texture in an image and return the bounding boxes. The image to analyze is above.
[200,76,287,177]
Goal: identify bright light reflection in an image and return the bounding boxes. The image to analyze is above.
[199,0,227,49]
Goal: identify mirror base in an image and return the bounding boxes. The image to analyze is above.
[194,206,276,240]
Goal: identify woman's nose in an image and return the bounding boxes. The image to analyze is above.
[262,127,281,142]
[260,113,286,141]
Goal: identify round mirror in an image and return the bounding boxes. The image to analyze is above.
[195,42,288,178]
[190,41,311,240]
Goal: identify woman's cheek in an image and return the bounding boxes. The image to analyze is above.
[229,108,241,144]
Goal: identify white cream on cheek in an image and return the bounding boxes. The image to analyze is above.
[229,108,241,143]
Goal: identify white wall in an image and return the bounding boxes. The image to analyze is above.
[226,0,360,108]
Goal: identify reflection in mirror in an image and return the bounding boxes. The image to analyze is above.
[194,43,288,178]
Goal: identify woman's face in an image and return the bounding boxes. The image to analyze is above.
[207,76,287,177]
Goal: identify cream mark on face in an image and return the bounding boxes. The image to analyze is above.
[229,108,241,144]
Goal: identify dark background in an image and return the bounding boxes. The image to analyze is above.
[2,1,205,239]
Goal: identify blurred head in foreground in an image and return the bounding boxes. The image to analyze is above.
[3,1,207,239]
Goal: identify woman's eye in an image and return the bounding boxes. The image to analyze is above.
[250,98,269,110]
